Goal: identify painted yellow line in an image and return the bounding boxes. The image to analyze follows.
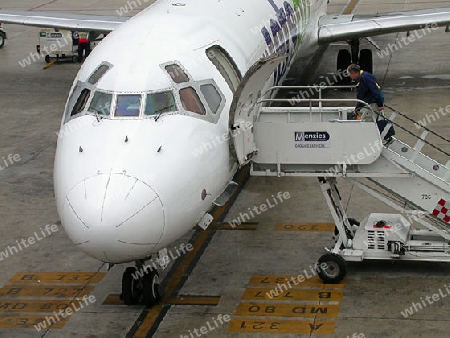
[133,229,213,337]
[249,275,345,288]
[102,294,122,305]
[133,305,164,338]
[235,303,340,318]
[168,296,221,306]
[217,222,258,230]
[0,315,68,329]
[43,60,56,70]
[275,223,335,232]
[0,300,73,313]
[133,167,249,337]
[345,0,360,15]
[0,285,94,298]
[8,272,106,285]
[242,288,343,301]
[103,294,221,306]
[228,318,335,334]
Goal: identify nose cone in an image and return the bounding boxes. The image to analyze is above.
[61,173,165,263]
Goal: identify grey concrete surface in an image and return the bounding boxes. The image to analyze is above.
[1,0,450,337]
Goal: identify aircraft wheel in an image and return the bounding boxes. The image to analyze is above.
[45,55,51,63]
[337,49,351,70]
[337,49,351,84]
[121,267,140,305]
[72,55,78,63]
[142,270,161,306]
[0,32,5,48]
[359,49,373,74]
[317,253,347,284]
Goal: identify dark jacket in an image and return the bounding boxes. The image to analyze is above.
[356,71,384,109]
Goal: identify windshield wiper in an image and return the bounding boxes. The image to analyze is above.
[154,106,173,122]
[89,108,106,122]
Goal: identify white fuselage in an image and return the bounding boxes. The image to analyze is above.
[53,0,327,263]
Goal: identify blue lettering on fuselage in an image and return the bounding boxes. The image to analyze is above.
[266,0,279,11]
[263,0,304,85]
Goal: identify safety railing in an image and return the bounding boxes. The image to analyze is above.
[261,85,450,160]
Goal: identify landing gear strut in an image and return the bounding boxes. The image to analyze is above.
[120,259,161,306]
[337,39,374,77]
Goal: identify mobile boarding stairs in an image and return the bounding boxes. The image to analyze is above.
[230,84,450,284]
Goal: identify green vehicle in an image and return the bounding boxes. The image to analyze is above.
[0,23,6,48]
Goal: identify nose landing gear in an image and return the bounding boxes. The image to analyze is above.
[120,260,161,306]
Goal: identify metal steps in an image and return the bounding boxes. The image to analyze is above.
[243,86,450,236]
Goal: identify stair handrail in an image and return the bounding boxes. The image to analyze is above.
[262,85,450,158]
[382,105,450,158]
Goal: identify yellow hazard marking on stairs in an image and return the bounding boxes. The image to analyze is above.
[275,223,335,232]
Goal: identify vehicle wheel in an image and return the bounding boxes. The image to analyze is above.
[72,55,78,63]
[121,267,140,305]
[45,55,50,63]
[317,253,347,284]
[359,49,373,74]
[142,270,161,306]
[0,32,5,48]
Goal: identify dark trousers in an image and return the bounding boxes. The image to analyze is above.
[77,43,91,61]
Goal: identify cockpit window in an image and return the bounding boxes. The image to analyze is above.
[87,64,110,85]
[71,88,91,116]
[115,94,141,117]
[179,87,206,115]
[88,91,112,116]
[165,64,189,83]
[200,84,222,114]
[145,91,177,116]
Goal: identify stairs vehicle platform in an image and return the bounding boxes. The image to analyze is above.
[230,82,450,283]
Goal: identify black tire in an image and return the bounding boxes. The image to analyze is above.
[359,49,373,74]
[0,32,5,49]
[337,49,352,84]
[317,253,347,284]
[72,55,78,63]
[121,267,140,305]
[45,55,51,63]
[142,270,161,306]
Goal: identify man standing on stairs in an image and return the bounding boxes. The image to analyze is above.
[347,64,385,122]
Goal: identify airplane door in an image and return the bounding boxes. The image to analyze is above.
[229,54,288,166]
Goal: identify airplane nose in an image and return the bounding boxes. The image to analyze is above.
[60,173,165,263]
